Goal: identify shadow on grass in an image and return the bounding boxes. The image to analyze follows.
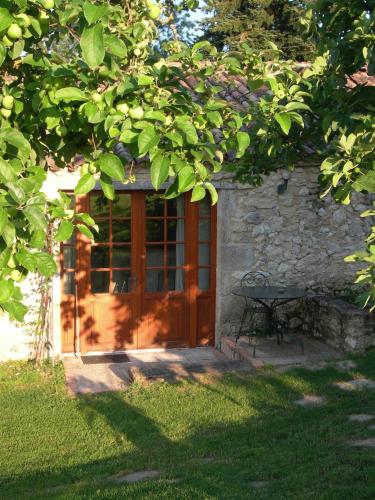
[1,353,375,499]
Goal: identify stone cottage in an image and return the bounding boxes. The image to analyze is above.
[0,75,373,361]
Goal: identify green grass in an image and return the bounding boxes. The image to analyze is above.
[1,353,375,499]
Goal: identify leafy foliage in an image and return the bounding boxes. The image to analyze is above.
[0,0,308,321]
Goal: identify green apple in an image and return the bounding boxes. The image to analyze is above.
[10,270,22,282]
[2,96,14,110]
[7,24,23,40]
[8,256,16,269]
[41,0,55,9]
[133,48,141,57]
[88,162,97,174]
[56,124,68,137]
[39,11,50,22]
[1,108,11,119]
[2,35,13,47]
[148,4,161,20]
[129,106,144,120]
[116,102,129,114]
[15,13,31,28]
[81,163,89,175]
[92,92,103,103]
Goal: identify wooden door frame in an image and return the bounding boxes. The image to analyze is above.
[61,190,217,353]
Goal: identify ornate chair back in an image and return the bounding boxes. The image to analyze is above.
[240,272,269,306]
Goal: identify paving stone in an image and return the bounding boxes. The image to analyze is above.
[348,414,374,423]
[109,470,161,484]
[350,438,375,448]
[336,360,358,371]
[250,481,268,489]
[334,379,375,391]
[294,395,326,407]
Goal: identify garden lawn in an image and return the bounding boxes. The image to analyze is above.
[0,353,375,499]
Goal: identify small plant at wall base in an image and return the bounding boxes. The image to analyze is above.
[0,0,315,322]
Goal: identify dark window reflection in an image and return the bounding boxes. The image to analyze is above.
[96,220,110,243]
[113,270,131,294]
[90,193,109,217]
[167,197,184,217]
[91,271,109,293]
[199,268,210,290]
[146,220,164,242]
[112,246,131,268]
[146,194,164,216]
[199,244,210,266]
[146,269,164,291]
[112,194,131,217]
[199,219,211,242]
[91,246,109,268]
[112,220,131,243]
[167,269,184,291]
[199,197,210,217]
[64,272,75,294]
[167,244,185,267]
[147,245,164,267]
[167,219,184,241]
[63,246,76,269]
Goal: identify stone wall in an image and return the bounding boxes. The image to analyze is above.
[216,166,372,339]
[303,296,375,353]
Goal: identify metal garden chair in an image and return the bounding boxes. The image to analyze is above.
[232,271,270,356]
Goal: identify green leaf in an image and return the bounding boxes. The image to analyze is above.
[353,171,375,193]
[99,154,125,182]
[207,111,223,127]
[0,42,6,66]
[151,153,170,190]
[55,220,74,242]
[83,2,109,25]
[191,185,206,202]
[0,208,7,234]
[138,125,160,156]
[17,251,37,272]
[3,300,27,322]
[104,35,127,59]
[35,252,57,278]
[10,39,24,60]
[275,113,292,135]
[74,173,96,195]
[0,8,13,33]
[80,24,105,69]
[0,279,12,303]
[206,182,218,205]
[55,87,87,102]
[24,206,47,230]
[30,230,46,249]
[175,118,198,145]
[6,182,25,203]
[100,172,115,200]
[0,159,16,183]
[178,166,195,193]
[236,131,250,158]
[0,128,31,162]
[285,102,312,113]
[77,224,95,240]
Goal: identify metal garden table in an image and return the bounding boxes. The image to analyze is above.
[231,285,306,346]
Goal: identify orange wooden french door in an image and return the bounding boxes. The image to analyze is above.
[60,191,216,353]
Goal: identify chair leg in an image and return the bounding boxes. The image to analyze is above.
[253,342,256,358]
[300,338,304,355]
[236,308,248,343]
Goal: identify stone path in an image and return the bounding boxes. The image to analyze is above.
[347,414,374,423]
[108,470,161,484]
[333,378,375,391]
[63,348,252,395]
[336,360,358,371]
[294,395,326,407]
[349,438,375,448]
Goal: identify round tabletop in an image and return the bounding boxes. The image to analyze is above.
[231,286,306,301]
